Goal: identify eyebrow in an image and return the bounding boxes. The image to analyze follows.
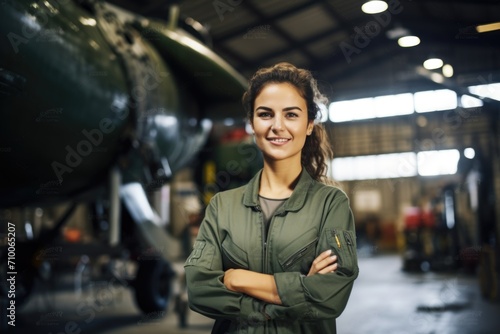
[255,106,303,112]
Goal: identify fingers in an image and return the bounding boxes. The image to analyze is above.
[318,262,338,274]
[307,250,338,276]
[311,249,334,265]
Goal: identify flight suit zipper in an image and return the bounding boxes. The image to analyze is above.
[258,204,282,274]
[264,209,287,274]
[255,204,271,332]
[344,230,353,246]
[331,229,356,276]
[331,229,343,267]
[255,205,267,274]
[282,237,318,270]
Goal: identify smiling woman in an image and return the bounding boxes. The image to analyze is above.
[250,82,313,186]
[185,63,359,334]
[243,63,333,184]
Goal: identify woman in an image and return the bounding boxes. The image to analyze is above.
[185,63,358,333]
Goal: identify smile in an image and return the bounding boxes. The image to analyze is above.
[268,138,290,143]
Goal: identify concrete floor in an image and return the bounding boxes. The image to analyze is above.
[337,254,499,334]
[8,253,500,333]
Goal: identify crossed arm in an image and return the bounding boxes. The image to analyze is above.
[223,249,338,305]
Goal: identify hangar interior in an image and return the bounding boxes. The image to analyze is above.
[1,0,500,333]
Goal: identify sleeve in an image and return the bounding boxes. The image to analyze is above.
[266,190,359,321]
[184,194,267,321]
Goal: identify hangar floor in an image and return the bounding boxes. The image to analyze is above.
[8,253,500,334]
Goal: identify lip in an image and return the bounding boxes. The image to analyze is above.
[267,137,291,146]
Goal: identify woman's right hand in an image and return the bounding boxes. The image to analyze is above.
[307,249,338,276]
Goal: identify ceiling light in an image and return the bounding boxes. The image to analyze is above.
[442,64,454,78]
[423,58,444,70]
[476,22,500,33]
[464,148,475,159]
[361,1,388,14]
[398,36,420,47]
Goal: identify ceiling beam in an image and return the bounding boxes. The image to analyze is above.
[212,43,254,73]
[213,0,323,43]
[246,26,347,69]
[240,1,321,67]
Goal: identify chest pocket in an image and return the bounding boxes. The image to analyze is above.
[221,234,249,270]
[278,236,318,274]
[327,229,357,276]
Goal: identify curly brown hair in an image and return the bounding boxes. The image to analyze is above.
[242,62,333,182]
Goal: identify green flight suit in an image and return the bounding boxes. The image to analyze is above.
[185,169,359,333]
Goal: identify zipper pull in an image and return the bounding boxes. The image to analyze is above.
[334,232,341,248]
[344,231,353,246]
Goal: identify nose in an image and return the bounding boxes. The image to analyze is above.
[271,114,283,131]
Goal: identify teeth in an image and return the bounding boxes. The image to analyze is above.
[270,138,288,142]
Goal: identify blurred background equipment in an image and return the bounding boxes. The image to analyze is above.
[0,0,246,330]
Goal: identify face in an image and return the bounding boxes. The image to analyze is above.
[251,83,313,164]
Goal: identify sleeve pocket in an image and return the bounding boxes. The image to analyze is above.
[326,229,357,276]
[185,240,215,269]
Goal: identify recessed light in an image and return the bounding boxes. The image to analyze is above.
[442,64,454,78]
[464,148,475,159]
[398,36,420,47]
[423,58,444,70]
[361,1,388,14]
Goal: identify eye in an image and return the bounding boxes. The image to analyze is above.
[257,111,272,119]
[285,112,299,118]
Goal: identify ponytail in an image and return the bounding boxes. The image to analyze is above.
[302,123,333,182]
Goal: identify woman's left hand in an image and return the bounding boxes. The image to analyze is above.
[307,249,338,276]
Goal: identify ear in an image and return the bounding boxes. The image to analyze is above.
[306,121,314,135]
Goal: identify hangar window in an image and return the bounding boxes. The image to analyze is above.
[332,152,417,181]
[327,84,495,123]
[414,89,457,113]
[460,95,483,108]
[332,149,460,181]
[417,149,460,176]
[373,93,414,117]
[468,82,500,101]
[329,93,414,122]
[329,98,374,122]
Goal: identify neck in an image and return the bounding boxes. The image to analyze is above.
[259,159,302,199]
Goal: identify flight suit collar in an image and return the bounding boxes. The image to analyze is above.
[243,168,315,212]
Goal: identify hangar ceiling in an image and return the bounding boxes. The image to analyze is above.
[113,0,500,100]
